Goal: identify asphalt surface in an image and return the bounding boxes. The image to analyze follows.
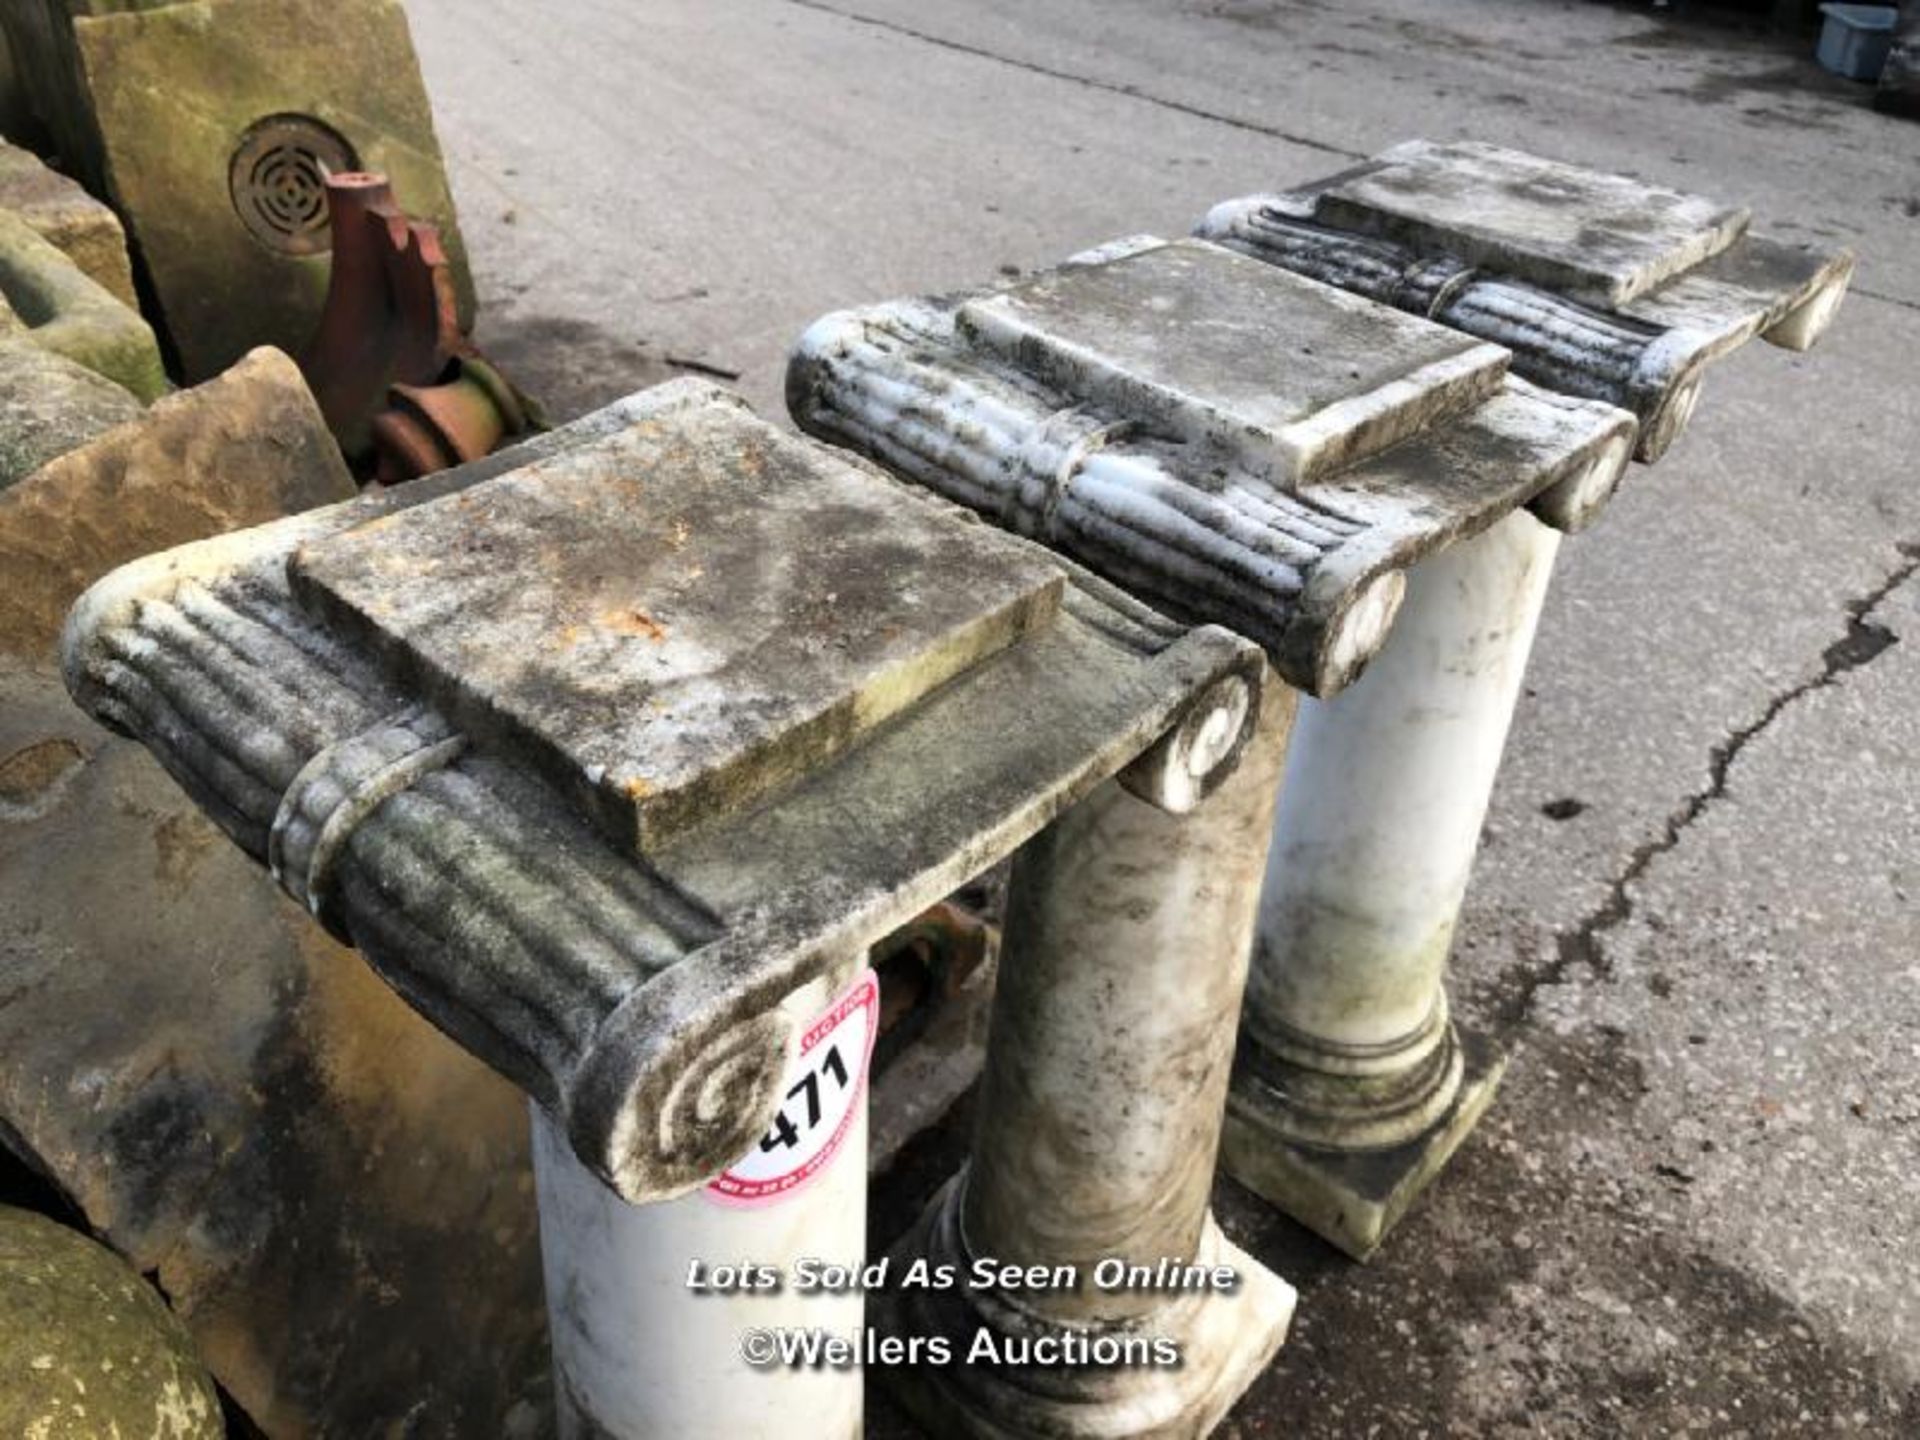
[406,2,1920,1433]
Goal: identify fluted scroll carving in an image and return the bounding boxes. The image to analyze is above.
[790,305,1394,694]
[270,703,465,931]
[1199,199,1708,462]
[62,565,790,1202]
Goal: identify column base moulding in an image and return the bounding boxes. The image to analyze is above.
[1222,1024,1507,1260]
[874,1176,1296,1440]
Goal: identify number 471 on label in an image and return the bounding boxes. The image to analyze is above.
[705,971,879,1208]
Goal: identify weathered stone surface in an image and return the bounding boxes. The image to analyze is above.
[1,5,183,188]
[0,331,544,1434]
[64,378,1264,1207]
[68,0,473,380]
[292,399,1066,850]
[879,684,1297,1437]
[1199,143,1854,462]
[0,206,163,402]
[789,239,1635,696]
[0,337,139,492]
[958,240,1508,486]
[384,9,1920,1431]
[1315,139,1750,307]
[0,1204,222,1439]
[0,346,352,663]
[0,137,137,308]
[0,661,550,1437]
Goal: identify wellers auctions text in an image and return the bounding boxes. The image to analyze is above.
[740,1324,1184,1371]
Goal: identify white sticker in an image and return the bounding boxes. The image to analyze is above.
[705,971,878,1208]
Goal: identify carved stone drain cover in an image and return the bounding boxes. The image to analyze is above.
[228,114,358,255]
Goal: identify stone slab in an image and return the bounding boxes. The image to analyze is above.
[1618,232,1855,351]
[0,339,536,1435]
[0,206,164,402]
[1316,139,1750,306]
[958,238,1508,486]
[0,337,139,492]
[1220,1026,1507,1260]
[794,252,1629,696]
[1198,173,1850,464]
[291,397,1065,851]
[0,662,548,1438]
[71,0,472,381]
[0,346,352,663]
[0,136,137,308]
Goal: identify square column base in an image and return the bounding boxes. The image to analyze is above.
[1221,1026,1507,1260]
[874,1181,1296,1439]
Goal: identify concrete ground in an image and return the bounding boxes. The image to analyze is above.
[406,1,1920,1433]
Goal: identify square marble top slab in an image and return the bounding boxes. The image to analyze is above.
[1313,139,1750,306]
[958,238,1509,486]
[290,393,1064,850]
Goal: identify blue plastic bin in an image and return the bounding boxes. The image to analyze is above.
[1818,4,1898,81]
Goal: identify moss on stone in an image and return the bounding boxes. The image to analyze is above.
[70,0,473,381]
[0,139,137,308]
[0,208,164,402]
[0,337,139,492]
[0,1205,222,1439]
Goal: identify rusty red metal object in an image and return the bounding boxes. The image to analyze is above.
[371,357,529,483]
[870,900,998,1073]
[301,171,531,478]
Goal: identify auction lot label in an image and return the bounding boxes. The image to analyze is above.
[707,971,878,1207]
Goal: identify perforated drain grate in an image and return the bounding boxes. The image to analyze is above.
[228,115,359,255]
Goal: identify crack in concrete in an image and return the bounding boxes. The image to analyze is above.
[1500,541,1920,1027]
[782,0,1365,159]
[1853,285,1920,316]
